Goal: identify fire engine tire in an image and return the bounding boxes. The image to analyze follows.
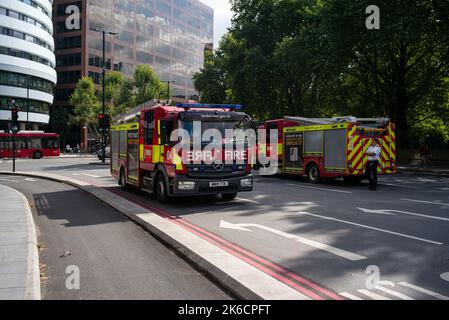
[221,193,238,202]
[33,151,43,159]
[119,168,128,190]
[155,174,170,204]
[307,164,321,184]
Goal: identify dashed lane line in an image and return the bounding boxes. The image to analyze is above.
[398,282,449,300]
[401,198,449,206]
[339,292,363,300]
[357,289,391,300]
[286,183,353,194]
[298,211,444,245]
[376,286,414,300]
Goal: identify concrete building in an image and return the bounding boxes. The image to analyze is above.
[0,0,56,132]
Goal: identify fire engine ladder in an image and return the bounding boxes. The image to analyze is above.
[113,99,164,124]
[284,116,390,125]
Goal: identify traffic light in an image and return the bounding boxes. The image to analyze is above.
[11,107,19,123]
[98,113,105,129]
[104,114,111,129]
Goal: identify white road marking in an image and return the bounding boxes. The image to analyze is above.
[24,178,37,182]
[220,220,366,261]
[286,183,352,194]
[381,183,421,189]
[440,273,449,282]
[357,289,391,300]
[72,173,80,176]
[339,292,363,300]
[358,208,449,222]
[401,198,449,206]
[236,197,261,204]
[357,208,396,215]
[376,286,414,300]
[398,282,449,300]
[0,178,19,182]
[298,211,444,245]
[82,173,101,178]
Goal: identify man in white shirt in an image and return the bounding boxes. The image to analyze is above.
[365,139,381,190]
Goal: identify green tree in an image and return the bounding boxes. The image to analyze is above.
[133,65,165,105]
[102,71,134,117]
[193,50,228,103]
[69,77,99,138]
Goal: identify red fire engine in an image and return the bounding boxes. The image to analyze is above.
[110,101,254,203]
[258,116,396,183]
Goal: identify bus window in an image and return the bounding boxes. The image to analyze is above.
[16,137,28,150]
[42,137,59,149]
[30,138,42,149]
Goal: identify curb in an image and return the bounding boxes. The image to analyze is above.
[397,168,449,178]
[0,185,41,300]
[0,171,310,300]
[20,192,41,300]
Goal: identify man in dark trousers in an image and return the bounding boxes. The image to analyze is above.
[366,138,381,190]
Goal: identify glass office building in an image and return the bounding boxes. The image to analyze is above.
[53,0,213,107]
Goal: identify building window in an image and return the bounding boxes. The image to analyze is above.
[88,71,101,84]
[0,71,54,94]
[0,46,53,67]
[55,36,81,50]
[56,53,81,67]
[58,71,81,84]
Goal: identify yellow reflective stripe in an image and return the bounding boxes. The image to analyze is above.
[157,120,161,145]
[139,144,144,161]
[278,143,283,155]
[284,123,348,133]
[111,123,139,131]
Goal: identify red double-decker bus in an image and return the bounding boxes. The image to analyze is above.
[0,131,60,159]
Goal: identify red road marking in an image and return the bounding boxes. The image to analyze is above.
[108,187,342,300]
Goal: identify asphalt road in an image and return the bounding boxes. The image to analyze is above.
[1,156,449,300]
[0,174,231,300]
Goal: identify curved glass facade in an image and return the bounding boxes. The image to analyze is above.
[0,0,55,128]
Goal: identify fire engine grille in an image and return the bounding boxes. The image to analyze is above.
[186,164,247,179]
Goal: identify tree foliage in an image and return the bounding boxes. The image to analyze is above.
[194,0,449,147]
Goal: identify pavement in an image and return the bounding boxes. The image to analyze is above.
[0,184,40,300]
[1,157,449,300]
[0,176,233,300]
[397,161,449,177]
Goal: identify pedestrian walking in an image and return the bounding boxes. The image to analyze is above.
[365,138,381,191]
[418,143,432,168]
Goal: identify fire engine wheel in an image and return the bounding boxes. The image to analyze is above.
[33,151,43,159]
[221,193,238,202]
[155,175,170,204]
[307,164,321,184]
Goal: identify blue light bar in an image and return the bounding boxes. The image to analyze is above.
[176,103,243,110]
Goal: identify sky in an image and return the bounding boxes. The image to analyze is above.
[200,0,233,48]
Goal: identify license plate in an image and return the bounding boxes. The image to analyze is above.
[210,181,229,187]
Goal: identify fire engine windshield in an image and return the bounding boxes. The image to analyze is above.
[180,120,242,142]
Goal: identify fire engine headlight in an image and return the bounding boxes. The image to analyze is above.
[348,163,352,169]
[178,181,196,190]
[240,178,253,188]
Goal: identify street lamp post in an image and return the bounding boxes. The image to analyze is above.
[164,80,175,104]
[94,28,117,163]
